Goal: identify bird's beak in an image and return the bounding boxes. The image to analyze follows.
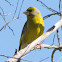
[23,11,29,15]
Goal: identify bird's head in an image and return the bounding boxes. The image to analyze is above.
[23,7,41,17]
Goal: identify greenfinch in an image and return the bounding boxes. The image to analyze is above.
[19,7,44,50]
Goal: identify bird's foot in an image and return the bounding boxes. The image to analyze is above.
[34,44,42,50]
[37,44,42,49]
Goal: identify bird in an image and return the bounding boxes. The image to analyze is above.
[18,7,44,51]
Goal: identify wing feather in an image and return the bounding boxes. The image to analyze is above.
[18,21,27,51]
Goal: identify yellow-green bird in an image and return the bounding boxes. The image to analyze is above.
[19,7,44,51]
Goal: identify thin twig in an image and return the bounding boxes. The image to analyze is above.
[0,7,6,23]
[0,7,14,34]
[59,0,62,19]
[56,56,62,62]
[0,17,19,31]
[56,30,61,46]
[39,57,49,62]
[13,0,19,19]
[1,13,11,16]
[51,49,57,62]
[0,55,32,62]
[51,47,62,62]
[0,55,17,58]
[0,14,14,35]
[59,0,62,29]
[43,12,60,20]
[38,0,58,13]
[52,34,56,45]
[18,0,24,18]
[5,0,13,6]
[59,0,61,12]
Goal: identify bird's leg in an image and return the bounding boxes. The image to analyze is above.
[14,49,17,55]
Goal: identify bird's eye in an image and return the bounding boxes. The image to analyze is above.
[27,10,32,12]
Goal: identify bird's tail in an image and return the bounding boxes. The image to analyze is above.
[17,38,22,62]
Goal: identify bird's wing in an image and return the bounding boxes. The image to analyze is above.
[21,21,27,36]
[19,21,27,51]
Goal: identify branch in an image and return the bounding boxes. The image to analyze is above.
[7,19,62,62]
[1,44,61,61]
